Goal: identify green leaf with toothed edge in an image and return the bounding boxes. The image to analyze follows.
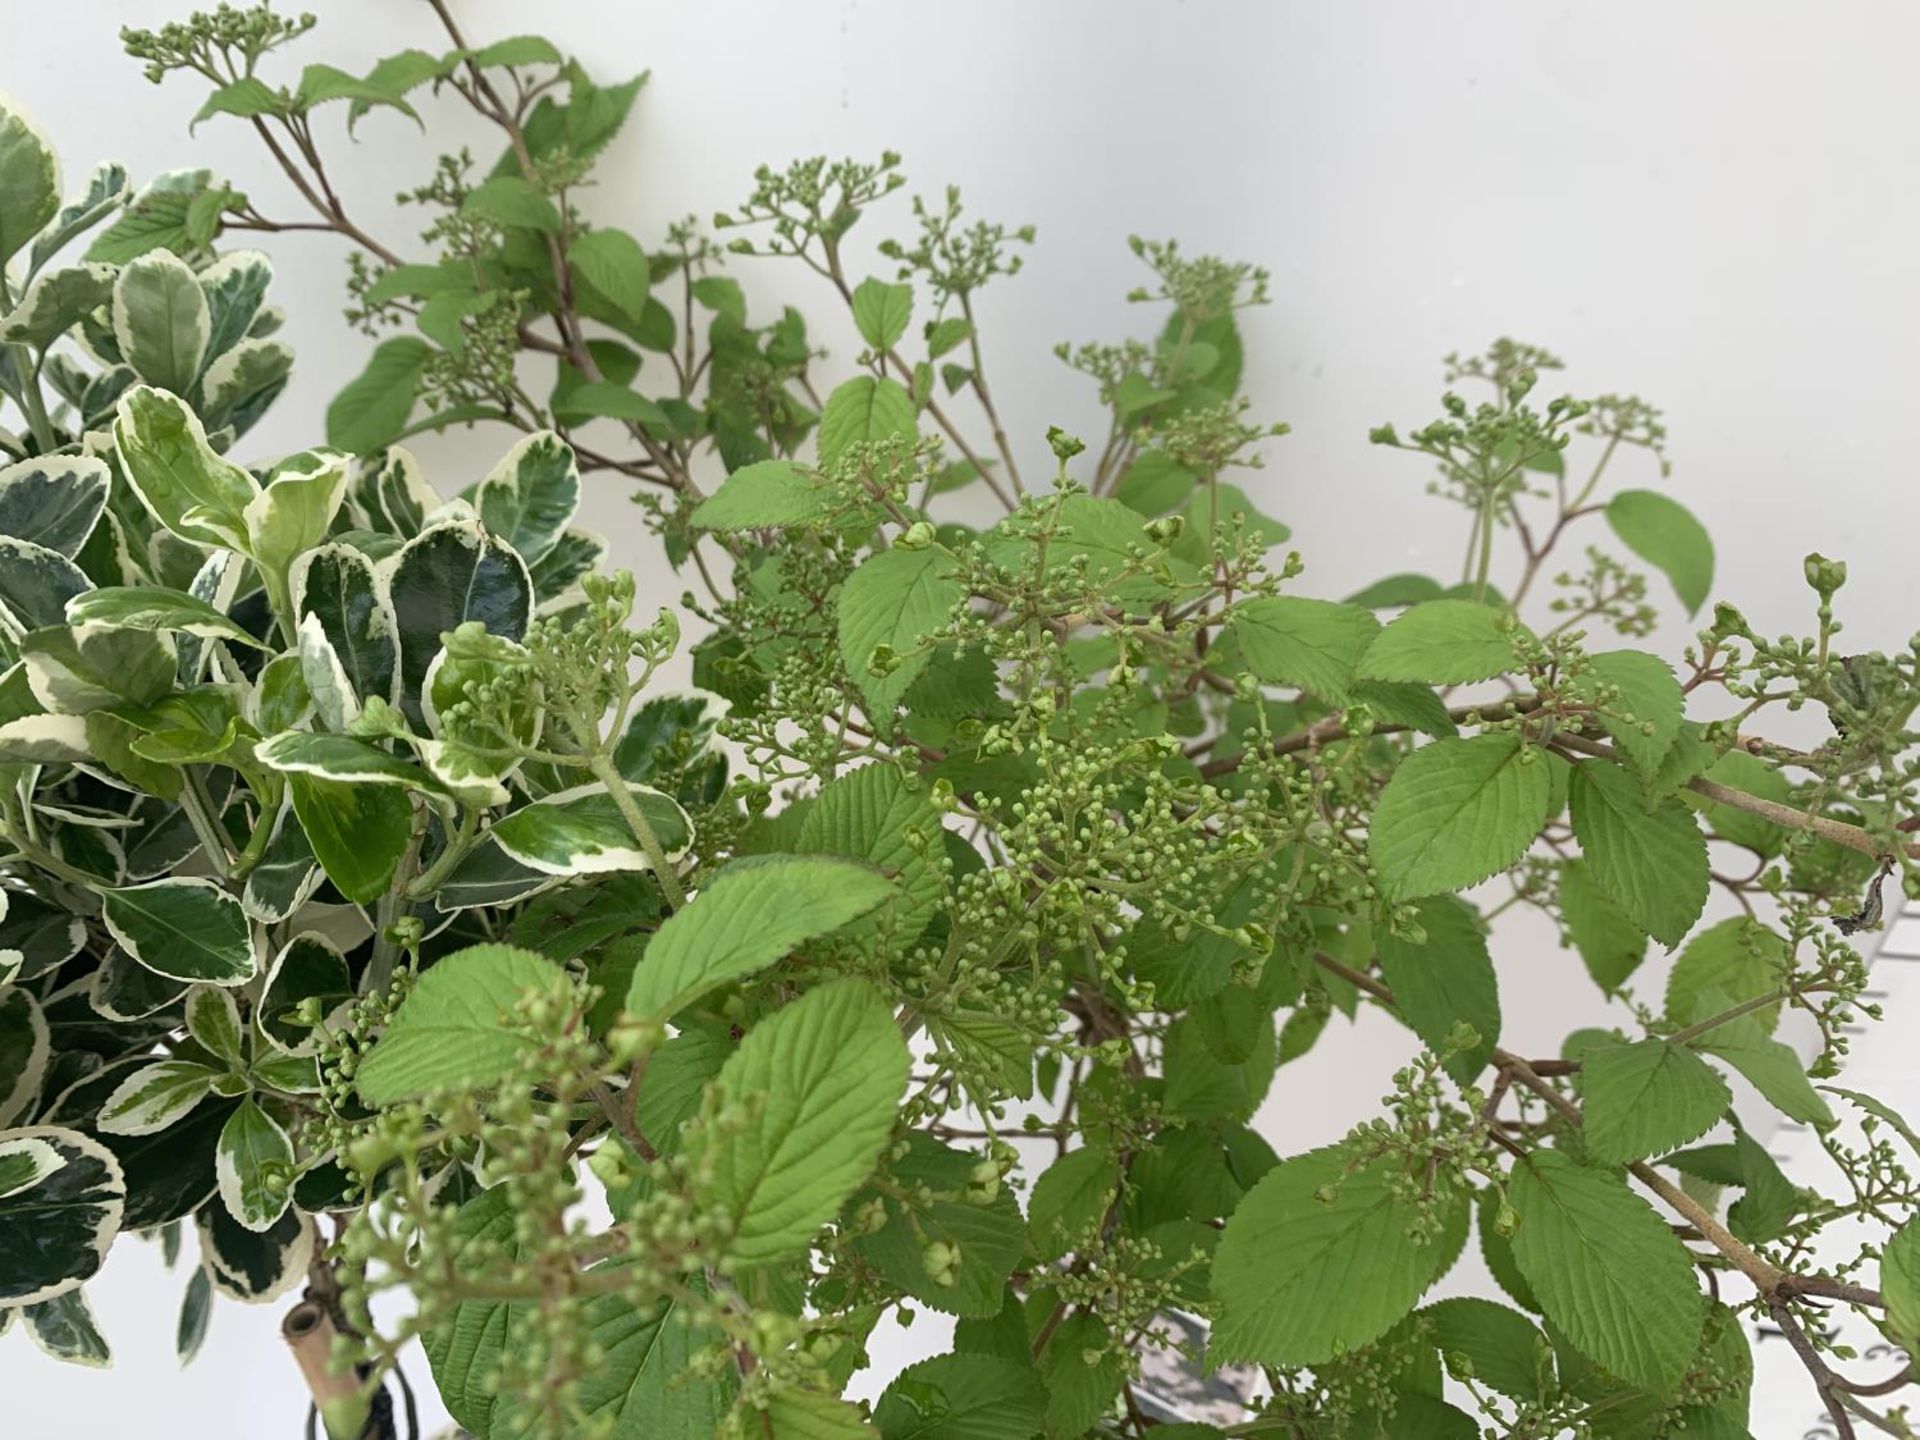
[874,1353,1047,1440]
[354,944,570,1106]
[837,544,966,720]
[1210,1140,1468,1366]
[685,979,910,1265]
[1231,595,1380,703]
[625,854,897,1023]
[1356,598,1531,685]
[1580,1039,1731,1164]
[1607,489,1714,615]
[1368,733,1552,901]
[1506,1149,1704,1391]
[1568,760,1708,947]
[1376,895,1500,1085]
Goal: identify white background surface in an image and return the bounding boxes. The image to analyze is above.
[8,1,1920,1431]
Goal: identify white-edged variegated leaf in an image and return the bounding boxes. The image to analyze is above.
[198,1203,311,1304]
[95,1060,216,1137]
[297,612,360,729]
[22,621,176,714]
[241,800,323,923]
[0,533,91,632]
[475,429,579,565]
[382,517,533,726]
[418,738,510,808]
[24,1285,110,1367]
[0,984,51,1126]
[0,263,116,350]
[216,1098,294,1232]
[490,782,693,876]
[30,160,125,273]
[113,250,210,395]
[200,337,292,435]
[353,446,439,538]
[0,713,89,762]
[177,1264,212,1363]
[0,92,61,268]
[112,386,258,551]
[291,541,398,708]
[195,249,273,360]
[0,1133,63,1200]
[258,932,353,1056]
[185,985,245,1067]
[0,455,109,558]
[528,527,605,605]
[66,583,267,649]
[0,1125,125,1306]
[245,459,348,618]
[254,730,438,790]
[97,877,257,986]
[87,946,188,1021]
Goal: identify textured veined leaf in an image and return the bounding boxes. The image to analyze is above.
[852,1135,1027,1319]
[1664,917,1784,1032]
[761,1388,875,1438]
[852,277,914,351]
[1211,1141,1466,1365]
[625,855,896,1022]
[1607,489,1714,615]
[1369,734,1551,901]
[215,1098,293,1232]
[1577,649,1683,781]
[355,944,569,1105]
[97,878,255,985]
[1882,1215,1920,1352]
[1356,598,1531,685]
[837,545,965,719]
[1694,1017,1834,1127]
[1580,1039,1731,1163]
[686,980,909,1264]
[874,1353,1048,1440]
[796,763,944,938]
[0,1126,124,1307]
[327,336,432,453]
[1506,1149,1703,1390]
[1376,895,1499,1084]
[1568,760,1707,946]
[1559,857,1647,992]
[566,228,651,322]
[819,375,916,467]
[1419,1297,1554,1402]
[1231,595,1380,703]
[692,460,834,531]
[491,1274,736,1439]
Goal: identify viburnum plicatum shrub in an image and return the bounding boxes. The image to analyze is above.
[0,6,1916,1438]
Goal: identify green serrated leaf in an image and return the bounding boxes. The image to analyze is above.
[1568,761,1707,947]
[1581,1039,1731,1163]
[1356,599,1530,685]
[1369,734,1551,901]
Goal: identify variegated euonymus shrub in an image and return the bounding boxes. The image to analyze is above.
[5,7,1920,1439]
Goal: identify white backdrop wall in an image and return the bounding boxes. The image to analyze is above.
[7,1,1920,1431]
